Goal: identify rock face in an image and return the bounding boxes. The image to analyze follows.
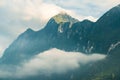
[1,4,120,66]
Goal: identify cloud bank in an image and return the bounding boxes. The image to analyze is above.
[0,48,106,78]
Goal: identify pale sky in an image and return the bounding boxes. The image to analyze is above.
[0,0,120,56]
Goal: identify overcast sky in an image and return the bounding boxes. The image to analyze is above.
[0,0,120,56]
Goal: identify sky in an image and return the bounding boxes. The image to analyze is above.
[0,0,120,56]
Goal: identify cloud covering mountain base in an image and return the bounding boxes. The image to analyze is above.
[0,48,106,78]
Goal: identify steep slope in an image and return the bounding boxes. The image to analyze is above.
[89,5,120,54]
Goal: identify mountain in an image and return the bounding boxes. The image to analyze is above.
[1,5,120,64]
[0,4,120,80]
[0,13,94,64]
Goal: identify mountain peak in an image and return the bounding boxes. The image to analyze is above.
[53,12,78,24]
[25,28,34,34]
[26,28,34,31]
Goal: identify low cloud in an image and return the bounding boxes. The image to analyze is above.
[0,48,106,78]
